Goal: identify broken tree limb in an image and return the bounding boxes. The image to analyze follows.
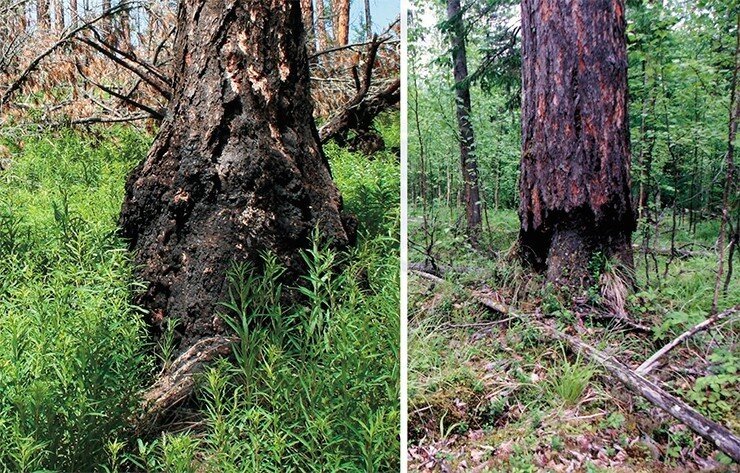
[318,78,400,145]
[0,1,140,109]
[411,272,740,462]
[636,305,739,376]
[546,325,740,463]
[135,335,235,434]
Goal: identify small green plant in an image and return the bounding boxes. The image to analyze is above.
[547,348,595,406]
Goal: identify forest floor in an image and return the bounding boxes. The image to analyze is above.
[0,117,400,472]
[408,208,739,472]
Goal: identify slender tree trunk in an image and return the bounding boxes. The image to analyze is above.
[519,0,635,288]
[364,0,372,39]
[314,0,329,50]
[101,0,111,39]
[119,0,352,353]
[713,12,739,313]
[69,0,77,27]
[333,0,350,45]
[118,6,132,51]
[53,0,64,31]
[37,0,51,30]
[447,0,481,247]
[300,0,316,54]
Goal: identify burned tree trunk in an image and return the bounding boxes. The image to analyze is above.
[519,0,635,288]
[447,0,481,247]
[119,0,351,354]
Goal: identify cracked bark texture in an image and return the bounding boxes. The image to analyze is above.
[119,0,350,353]
[519,0,635,288]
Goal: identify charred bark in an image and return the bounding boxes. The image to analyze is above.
[447,0,482,247]
[119,0,351,354]
[519,0,635,288]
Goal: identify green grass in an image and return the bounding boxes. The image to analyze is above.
[408,204,739,470]
[0,124,400,472]
[0,128,151,472]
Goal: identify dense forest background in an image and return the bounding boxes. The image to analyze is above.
[408,0,739,471]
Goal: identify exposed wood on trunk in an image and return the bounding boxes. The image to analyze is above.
[447,0,481,248]
[119,0,351,354]
[636,305,739,375]
[519,0,635,288]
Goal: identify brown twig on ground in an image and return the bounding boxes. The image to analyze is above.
[412,270,740,462]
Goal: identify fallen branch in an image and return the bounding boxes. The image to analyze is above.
[547,325,740,463]
[318,78,400,144]
[70,114,152,125]
[636,305,739,375]
[78,36,173,101]
[635,245,712,259]
[414,272,740,462]
[75,60,165,120]
[136,335,235,434]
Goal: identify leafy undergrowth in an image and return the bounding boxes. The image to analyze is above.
[408,207,739,472]
[0,124,400,472]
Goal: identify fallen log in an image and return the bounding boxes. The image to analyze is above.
[413,270,740,462]
[635,245,712,259]
[547,325,740,463]
[636,305,739,375]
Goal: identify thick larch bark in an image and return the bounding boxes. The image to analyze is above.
[119,0,351,353]
[519,0,635,287]
[447,0,482,247]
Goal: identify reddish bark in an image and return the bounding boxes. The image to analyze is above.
[519,0,635,287]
